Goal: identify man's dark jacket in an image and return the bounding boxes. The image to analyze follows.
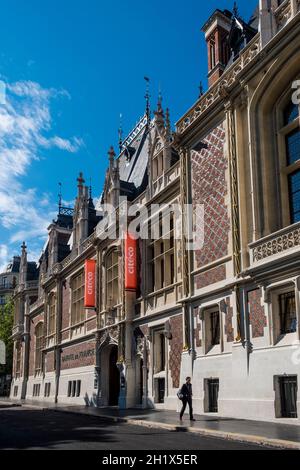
[181,383,192,399]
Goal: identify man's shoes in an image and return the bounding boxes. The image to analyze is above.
[190,418,196,421]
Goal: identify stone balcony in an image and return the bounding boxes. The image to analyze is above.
[249,222,300,267]
[152,162,180,197]
[274,0,300,32]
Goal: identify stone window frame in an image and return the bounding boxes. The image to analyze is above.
[276,86,300,227]
[47,291,56,338]
[34,321,44,374]
[265,279,300,346]
[105,248,119,309]
[152,146,164,184]
[147,211,176,294]
[70,269,85,327]
[201,304,223,355]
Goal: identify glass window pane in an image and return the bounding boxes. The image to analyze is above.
[286,128,300,166]
[284,101,299,126]
[289,170,300,223]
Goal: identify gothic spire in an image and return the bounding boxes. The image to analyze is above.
[144,76,151,127]
[108,146,116,170]
[233,1,238,18]
[118,113,123,153]
[77,172,85,196]
[165,108,171,141]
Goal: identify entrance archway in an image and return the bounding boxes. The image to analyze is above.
[109,346,120,406]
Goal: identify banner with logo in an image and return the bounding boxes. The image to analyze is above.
[84,259,96,308]
[125,233,137,290]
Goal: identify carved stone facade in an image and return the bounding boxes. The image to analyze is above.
[10,2,300,422]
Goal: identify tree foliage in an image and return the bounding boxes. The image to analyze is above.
[0,300,14,375]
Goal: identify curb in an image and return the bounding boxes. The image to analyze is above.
[51,407,300,450]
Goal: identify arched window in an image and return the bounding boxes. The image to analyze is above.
[35,323,44,373]
[280,99,300,224]
[106,250,119,307]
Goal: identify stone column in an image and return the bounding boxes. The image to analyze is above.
[295,277,300,342]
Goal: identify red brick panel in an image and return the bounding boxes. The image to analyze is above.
[194,265,226,290]
[248,289,267,339]
[86,317,97,332]
[60,340,96,370]
[191,123,230,271]
[46,351,55,372]
[169,315,183,389]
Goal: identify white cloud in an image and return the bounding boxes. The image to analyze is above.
[0,244,9,272]
[0,80,82,267]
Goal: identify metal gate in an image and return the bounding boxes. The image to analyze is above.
[208,379,219,413]
[279,376,298,418]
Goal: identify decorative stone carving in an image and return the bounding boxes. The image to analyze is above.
[177,37,260,135]
[252,224,300,262]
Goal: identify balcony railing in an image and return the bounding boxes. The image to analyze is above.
[152,162,180,197]
[249,222,300,265]
[274,0,299,31]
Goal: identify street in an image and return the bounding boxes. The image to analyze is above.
[0,407,270,450]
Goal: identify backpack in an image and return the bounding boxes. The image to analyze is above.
[177,388,184,401]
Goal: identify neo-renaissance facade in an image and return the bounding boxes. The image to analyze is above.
[11,0,300,423]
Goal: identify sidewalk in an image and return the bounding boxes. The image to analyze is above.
[1,399,299,449]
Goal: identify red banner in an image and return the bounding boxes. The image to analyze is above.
[125,233,137,290]
[84,259,96,308]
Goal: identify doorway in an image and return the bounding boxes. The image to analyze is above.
[109,346,120,406]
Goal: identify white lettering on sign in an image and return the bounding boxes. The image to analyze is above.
[127,246,135,274]
[87,271,94,295]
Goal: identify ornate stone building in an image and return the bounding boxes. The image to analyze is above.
[11,1,300,422]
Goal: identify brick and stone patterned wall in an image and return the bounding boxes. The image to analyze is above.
[248,289,267,339]
[60,340,96,370]
[62,279,70,330]
[46,351,55,373]
[169,315,183,389]
[86,317,97,332]
[191,123,230,278]
[194,265,226,290]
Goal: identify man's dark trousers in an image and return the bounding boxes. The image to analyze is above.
[180,397,193,419]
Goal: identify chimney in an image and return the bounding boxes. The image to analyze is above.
[202,9,232,88]
[259,0,277,48]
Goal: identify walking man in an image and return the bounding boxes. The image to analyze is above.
[179,377,195,421]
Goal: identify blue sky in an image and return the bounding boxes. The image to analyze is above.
[0,0,258,269]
